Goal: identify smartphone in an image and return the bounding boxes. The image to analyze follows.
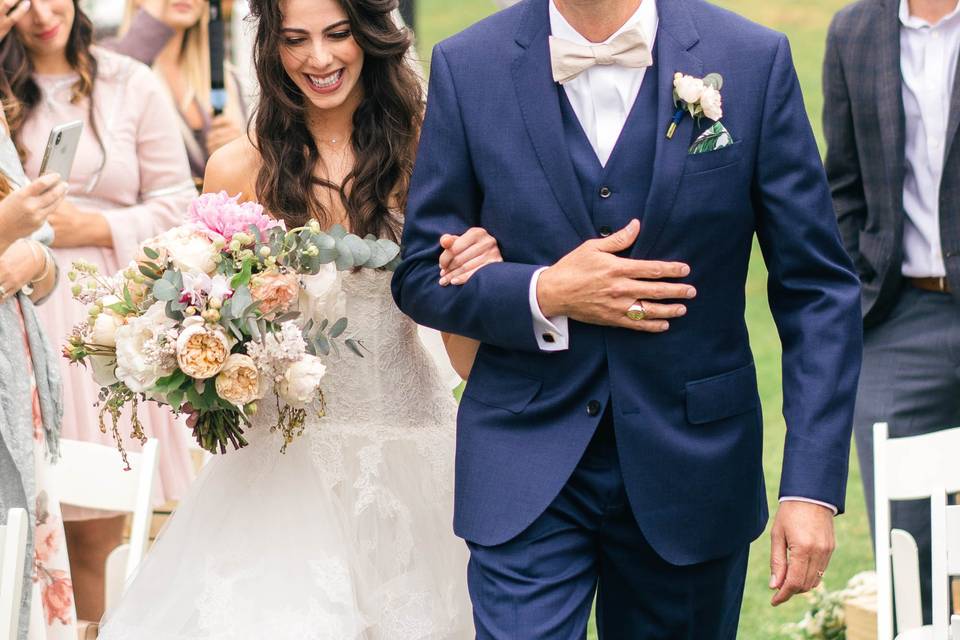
[38,120,83,180]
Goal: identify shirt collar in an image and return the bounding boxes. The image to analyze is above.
[899,0,960,29]
[549,0,659,49]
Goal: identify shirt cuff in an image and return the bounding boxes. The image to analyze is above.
[529,267,569,351]
[780,497,839,516]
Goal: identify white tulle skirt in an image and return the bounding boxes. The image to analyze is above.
[97,409,473,640]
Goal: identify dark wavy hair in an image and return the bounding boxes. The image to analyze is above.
[0,0,101,162]
[248,0,423,240]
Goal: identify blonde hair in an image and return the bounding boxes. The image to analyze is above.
[120,1,243,121]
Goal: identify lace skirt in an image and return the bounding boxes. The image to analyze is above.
[97,411,473,640]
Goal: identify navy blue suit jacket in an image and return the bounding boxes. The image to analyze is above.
[392,0,863,565]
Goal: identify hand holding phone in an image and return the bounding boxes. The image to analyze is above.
[39,120,83,180]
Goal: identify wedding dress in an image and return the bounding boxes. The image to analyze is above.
[98,270,473,639]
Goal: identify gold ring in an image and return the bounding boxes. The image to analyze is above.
[626,302,646,321]
[817,570,825,578]
[0,284,7,300]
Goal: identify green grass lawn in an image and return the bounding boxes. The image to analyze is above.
[415,0,871,637]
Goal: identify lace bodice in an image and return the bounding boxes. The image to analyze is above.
[318,269,457,432]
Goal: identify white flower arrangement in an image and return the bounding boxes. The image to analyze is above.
[782,571,877,640]
[666,72,724,139]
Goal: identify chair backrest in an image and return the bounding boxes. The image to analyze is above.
[931,487,960,640]
[49,439,160,593]
[873,423,960,640]
[0,508,29,640]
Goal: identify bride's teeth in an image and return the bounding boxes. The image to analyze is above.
[308,70,342,89]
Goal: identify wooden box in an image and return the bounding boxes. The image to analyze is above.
[844,594,877,640]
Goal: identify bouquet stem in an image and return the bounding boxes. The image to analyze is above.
[191,410,249,455]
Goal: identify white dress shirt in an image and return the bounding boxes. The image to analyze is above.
[899,0,960,278]
[529,0,659,351]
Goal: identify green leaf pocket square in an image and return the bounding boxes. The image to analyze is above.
[688,121,733,155]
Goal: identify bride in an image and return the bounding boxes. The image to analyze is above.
[97,0,496,637]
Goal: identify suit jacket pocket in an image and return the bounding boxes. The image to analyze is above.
[683,140,743,176]
[685,362,759,425]
[462,366,542,414]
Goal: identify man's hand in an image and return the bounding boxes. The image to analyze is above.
[769,501,836,606]
[536,219,695,332]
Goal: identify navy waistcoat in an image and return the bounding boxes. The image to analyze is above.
[557,48,660,235]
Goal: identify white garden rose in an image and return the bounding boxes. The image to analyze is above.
[299,264,344,325]
[699,86,723,121]
[90,355,119,387]
[176,317,232,379]
[214,354,262,405]
[91,311,123,347]
[674,73,705,104]
[152,226,218,275]
[115,302,178,392]
[277,355,326,407]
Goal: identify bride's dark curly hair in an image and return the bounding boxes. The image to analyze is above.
[248,0,423,241]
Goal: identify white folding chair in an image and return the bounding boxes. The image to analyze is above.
[931,488,960,640]
[0,508,29,639]
[49,438,160,609]
[873,423,960,640]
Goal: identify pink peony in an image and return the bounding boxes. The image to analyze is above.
[187,191,285,244]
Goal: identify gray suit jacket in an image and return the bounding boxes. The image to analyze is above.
[823,0,960,327]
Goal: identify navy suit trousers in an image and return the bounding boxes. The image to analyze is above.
[466,410,750,640]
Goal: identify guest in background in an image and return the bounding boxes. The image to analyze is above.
[0,91,76,639]
[824,0,960,623]
[118,0,249,181]
[1,0,197,622]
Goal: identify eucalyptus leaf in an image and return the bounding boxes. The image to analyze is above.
[345,338,367,358]
[315,334,331,356]
[703,73,724,91]
[329,317,348,338]
[142,246,160,260]
[328,224,348,240]
[153,279,179,302]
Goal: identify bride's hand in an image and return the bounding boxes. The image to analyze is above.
[438,227,502,286]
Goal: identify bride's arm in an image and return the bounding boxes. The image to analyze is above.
[442,333,480,380]
[437,227,502,380]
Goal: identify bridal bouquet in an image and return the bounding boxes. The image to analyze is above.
[63,191,399,468]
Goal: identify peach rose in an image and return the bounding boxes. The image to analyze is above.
[34,521,59,564]
[176,318,232,379]
[250,271,300,316]
[215,354,262,405]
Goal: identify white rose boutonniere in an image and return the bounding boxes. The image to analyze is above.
[666,72,724,139]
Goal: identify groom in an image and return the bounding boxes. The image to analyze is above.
[393,0,863,636]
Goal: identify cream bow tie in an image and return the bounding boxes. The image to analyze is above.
[549,28,653,85]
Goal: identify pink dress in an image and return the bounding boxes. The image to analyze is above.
[22,47,198,519]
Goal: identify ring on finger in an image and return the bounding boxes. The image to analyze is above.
[0,284,7,301]
[626,302,647,321]
[816,570,825,578]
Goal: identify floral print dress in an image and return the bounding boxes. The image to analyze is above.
[15,299,77,639]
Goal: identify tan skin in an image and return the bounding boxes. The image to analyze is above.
[907,0,958,23]
[439,0,836,608]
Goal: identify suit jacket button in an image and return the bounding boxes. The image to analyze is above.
[586,400,602,417]
[599,186,612,199]
[598,226,612,237]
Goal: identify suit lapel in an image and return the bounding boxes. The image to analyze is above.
[875,0,906,199]
[511,0,594,241]
[632,0,702,258]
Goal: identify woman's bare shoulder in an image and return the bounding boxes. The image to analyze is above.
[203,135,261,203]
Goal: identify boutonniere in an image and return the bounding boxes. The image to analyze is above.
[665,72,724,139]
